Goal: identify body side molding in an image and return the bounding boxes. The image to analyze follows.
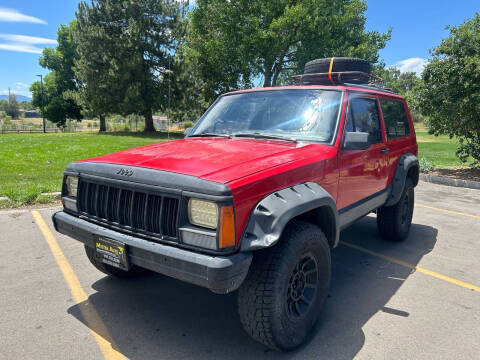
[240,182,339,252]
[385,153,419,207]
[338,186,391,229]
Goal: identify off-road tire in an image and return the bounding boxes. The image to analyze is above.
[238,220,331,351]
[84,245,147,278]
[377,178,415,242]
[304,57,371,75]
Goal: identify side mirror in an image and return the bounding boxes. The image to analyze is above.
[343,131,370,151]
[184,127,192,137]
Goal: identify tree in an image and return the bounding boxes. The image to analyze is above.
[20,101,35,111]
[378,68,420,95]
[0,99,6,113]
[5,93,20,119]
[30,21,82,127]
[375,66,424,122]
[187,0,390,103]
[419,13,480,166]
[166,46,209,123]
[75,0,185,132]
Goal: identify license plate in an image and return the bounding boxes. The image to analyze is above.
[95,237,130,271]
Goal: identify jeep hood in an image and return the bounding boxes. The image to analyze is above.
[81,137,332,184]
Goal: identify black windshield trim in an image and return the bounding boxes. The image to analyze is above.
[189,133,232,138]
[232,132,297,142]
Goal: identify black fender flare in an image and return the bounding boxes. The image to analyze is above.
[384,153,419,207]
[240,182,339,252]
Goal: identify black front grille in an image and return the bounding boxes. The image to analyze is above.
[77,178,179,239]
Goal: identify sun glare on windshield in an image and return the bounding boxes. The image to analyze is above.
[192,90,343,143]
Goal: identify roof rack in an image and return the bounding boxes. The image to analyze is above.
[342,82,397,94]
[289,71,395,94]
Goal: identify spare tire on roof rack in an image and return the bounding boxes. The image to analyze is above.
[304,57,371,75]
[290,57,382,86]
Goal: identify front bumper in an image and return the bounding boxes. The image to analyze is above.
[52,211,252,294]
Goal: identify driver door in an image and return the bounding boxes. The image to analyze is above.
[337,94,389,210]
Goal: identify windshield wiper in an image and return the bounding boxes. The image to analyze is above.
[189,133,231,138]
[232,132,297,142]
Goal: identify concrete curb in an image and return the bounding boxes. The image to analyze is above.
[420,174,480,190]
[0,192,61,207]
[40,192,62,199]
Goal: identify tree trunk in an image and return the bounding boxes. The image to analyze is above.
[144,109,155,133]
[272,63,282,87]
[99,115,106,132]
[263,67,272,87]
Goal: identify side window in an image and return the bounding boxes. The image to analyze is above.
[380,99,411,140]
[346,97,382,144]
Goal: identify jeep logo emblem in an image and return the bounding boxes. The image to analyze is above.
[116,168,134,177]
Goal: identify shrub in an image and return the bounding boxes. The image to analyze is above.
[183,120,194,129]
[409,109,425,123]
[419,156,435,173]
[420,14,480,167]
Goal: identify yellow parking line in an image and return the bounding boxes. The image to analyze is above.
[340,241,480,293]
[416,203,480,220]
[32,211,124,360]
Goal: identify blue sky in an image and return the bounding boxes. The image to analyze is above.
[0,0,478,98]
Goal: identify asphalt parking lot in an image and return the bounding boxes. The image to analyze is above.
[1,181,479,360]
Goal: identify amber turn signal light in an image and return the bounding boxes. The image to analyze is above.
[219,205,235,248]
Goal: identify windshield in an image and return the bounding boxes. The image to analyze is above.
[191,89,343,143]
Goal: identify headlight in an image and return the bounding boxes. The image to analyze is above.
[188,198,219,229]
[65,176,78,198]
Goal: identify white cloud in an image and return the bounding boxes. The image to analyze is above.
[15,82,29,88]
[0,43,43,54]
[0,7,46,24]
[0,34,56,44]
[393,57,427,76]
[0,33,56,54]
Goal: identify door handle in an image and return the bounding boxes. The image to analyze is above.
[380,148,390,154]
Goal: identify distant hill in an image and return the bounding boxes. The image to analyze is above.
[0,95,32,102]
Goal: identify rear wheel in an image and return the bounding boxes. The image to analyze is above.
[238,221,331,351]
[377,178,415,241]
[84,245,147,278]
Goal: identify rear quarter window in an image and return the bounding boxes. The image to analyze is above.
[379,99,411,140]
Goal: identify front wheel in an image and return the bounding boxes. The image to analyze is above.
[377,178,415,242]
[238,220,331,351]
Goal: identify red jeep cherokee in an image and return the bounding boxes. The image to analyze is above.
[53,58,419,350]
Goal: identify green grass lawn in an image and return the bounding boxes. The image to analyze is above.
[0,132,182,206]
[415,128,471,169]
[0,129,469,207]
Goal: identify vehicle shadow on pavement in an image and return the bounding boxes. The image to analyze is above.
[67,216,437,359]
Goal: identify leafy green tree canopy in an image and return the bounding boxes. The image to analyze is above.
[75,0,185,132]
[187,0,391,102]
[30,21,82,126]
[20,101,35,111]
[374,66,424,122]
[4,93,20,119]
[0,99,6,113]
[420,13,480,166]
[377,67,420,95]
